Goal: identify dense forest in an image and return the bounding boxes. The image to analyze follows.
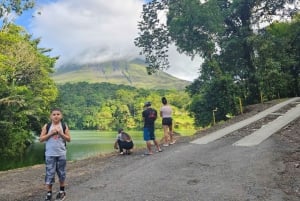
[0,0,299,162]
[54,82,194,131]
[135,0,300,126]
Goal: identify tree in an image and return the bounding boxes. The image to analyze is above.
[135,0,299,127]
[134,0,170,74]
[0,24,57,159]
[53,82,194,131]
[0,0,35,25]
[251,14,300,98]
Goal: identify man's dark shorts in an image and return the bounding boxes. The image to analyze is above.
[143,127,155,141]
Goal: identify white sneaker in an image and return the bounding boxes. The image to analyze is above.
[163,144,169,147]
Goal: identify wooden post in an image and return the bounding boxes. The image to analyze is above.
[239,97,243,114]
[212,108,218,125]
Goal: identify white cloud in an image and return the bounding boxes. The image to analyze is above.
[30,0,142,64]
[28,0,201,81]
[166,45,202,81]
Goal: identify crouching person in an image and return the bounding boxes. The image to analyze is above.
[114,128,134,155]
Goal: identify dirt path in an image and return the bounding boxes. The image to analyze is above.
[0,98,299,201]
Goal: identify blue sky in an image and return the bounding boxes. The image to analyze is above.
[15,0,56,28]
[12,0,201,81]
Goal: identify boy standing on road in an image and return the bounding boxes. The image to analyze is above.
[142,101,162,155]
[39,108,71,201]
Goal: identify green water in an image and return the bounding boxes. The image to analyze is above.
[67,130,148,159]
[1,129,195,171]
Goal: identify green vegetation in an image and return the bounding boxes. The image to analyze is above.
[135,0,300,127]
[53,82,195,131]
[0,23,57,160]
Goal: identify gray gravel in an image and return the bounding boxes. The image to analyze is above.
[62,98,300,201]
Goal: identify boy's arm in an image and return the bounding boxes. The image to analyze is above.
[39,124,53,142]
[59,125,71,142]
[114,140,118,149]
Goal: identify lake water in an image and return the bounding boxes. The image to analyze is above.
[1,129,195,171]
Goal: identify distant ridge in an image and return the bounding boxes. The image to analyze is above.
[52,59,190,90]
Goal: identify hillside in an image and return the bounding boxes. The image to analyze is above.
[52,59,191,90]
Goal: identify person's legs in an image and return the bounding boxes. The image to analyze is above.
[122,141,133,154]
[44,156,56,200]
[165,118,175,144]
[153,139,162,152]
[144,128,153,154]
[149,127,161,152]
[163,125,169,146]
[123,141,133,150]
[127,141,134,154]
[169,124,175,144]
[117,139,124,153]
[56,155,66,187]
[146,140,153,154]
[56,155,67,200]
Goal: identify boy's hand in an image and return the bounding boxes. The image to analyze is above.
[48,127,62,137]
[50,130,58,136]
